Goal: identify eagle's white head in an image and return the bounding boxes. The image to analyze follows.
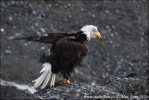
[81,25,101,40]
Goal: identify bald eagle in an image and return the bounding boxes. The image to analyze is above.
[17,25,101,89]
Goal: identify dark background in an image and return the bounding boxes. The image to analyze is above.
[1,0,148,96]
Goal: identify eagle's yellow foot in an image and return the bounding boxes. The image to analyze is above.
[64,79,71,84]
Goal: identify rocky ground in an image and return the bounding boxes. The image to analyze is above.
[1,0,148,99]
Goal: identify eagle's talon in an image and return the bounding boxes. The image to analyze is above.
[64,79,71,84]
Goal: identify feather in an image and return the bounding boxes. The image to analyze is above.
[50,74,56,87]
[40,70,52,89]
[15,33,75,44]
[33,63,52,88]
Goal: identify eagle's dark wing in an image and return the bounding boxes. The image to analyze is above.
[15,33,75,44]
[56,39,87,57]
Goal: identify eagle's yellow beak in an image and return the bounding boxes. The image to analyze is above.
[94,31,101,38]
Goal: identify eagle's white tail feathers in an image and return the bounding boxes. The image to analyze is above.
[50,74,56,87]
[40,71,51,89]
[33,70,48,88]
[33,63,52,89]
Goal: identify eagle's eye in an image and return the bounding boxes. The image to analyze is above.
[92,28,97,32]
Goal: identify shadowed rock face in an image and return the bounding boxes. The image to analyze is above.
[1,0,148,99]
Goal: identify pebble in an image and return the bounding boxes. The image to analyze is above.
[24,42,31,46]
[40,28,46,33]
[40,46,45,50]
[105,25,110,29]
[23,56,27,58]
[32,11,36,15]
[66,90,69,92]
[9,16,12,21]
[1,55,3,59]
[35,23,39,26]
[68,14,72,18]
[5,50,12,54]
[92,14,96,18]
[67,3,71,7]
[13,25,16,29]
[75,69,79,73]
[8,36,15,40]
[91,82,95,86]
[24,43,28,46]
[48,4,51,7]
[110,33,114,37]
[76,89,81,92]
[1,28,5,32]
[108,40,113,44]
[36,31,41,35]
[9,33,21,40]
[81,8,84,12]
[48,95,60,100]
[76,93,79,96]
[105,10,110,14]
